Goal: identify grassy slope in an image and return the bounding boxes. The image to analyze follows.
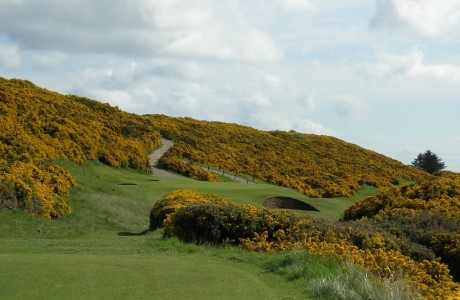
[0,161,379,299]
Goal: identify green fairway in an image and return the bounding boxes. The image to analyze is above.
[0,161,380,299]
[59,160,378,227]
[0,251,298,300]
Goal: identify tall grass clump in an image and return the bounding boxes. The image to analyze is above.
[310,261,421,300]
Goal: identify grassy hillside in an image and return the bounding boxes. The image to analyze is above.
[0,161,406,300]
[1,77,428,219]
[149,115,429,198]
[0,162,301,299]
[1,77,458,299]
[0,78,160,218]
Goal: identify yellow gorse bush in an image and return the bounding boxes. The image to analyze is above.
[149,189,232,231]
[0,78,161,218]
[149,114,428,198]
[0,160,75,218]
[344,174,460,221]
[343,174,460,284]
[158,147,221,182]
[156,189,460,300]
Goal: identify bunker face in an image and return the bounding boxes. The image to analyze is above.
[263,196,319,212]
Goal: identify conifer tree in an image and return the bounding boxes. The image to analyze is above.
[412,150,446,174]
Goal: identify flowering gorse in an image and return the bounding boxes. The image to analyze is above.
[152,189,460,299]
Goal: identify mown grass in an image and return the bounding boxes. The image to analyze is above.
[0,161,407,300]
[0,244,295,300]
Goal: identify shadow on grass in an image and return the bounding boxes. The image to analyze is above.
[117,229,150,236]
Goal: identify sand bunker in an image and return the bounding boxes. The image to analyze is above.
[263,196,319,211]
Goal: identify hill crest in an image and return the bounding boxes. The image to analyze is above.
[0,77,428,217]
[149,114,428,197]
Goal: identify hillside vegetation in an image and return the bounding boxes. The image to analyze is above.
[149,115,429,197]
[1,77,459,299]
[0,78,160,218]
[344,173,460,282]
[1,77,428,219]
[2,161,424,300]
[151,186,460,299]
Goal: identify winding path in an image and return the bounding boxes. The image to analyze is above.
[149,138,255,184]
[149,138,178,178]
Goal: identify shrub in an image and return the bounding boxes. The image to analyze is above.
[431,233,460,281]
[343,175,460,282]
[166,204,248,244]
[167,203,305,246]
[0,161,75,218]
[149,114,428,198]
[1,77,161,218]
[157,189,460,299]
[149,190,231,230]
[0,180,18,210]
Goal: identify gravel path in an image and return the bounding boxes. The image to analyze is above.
[149,138,178,178]
[149,138,255,184]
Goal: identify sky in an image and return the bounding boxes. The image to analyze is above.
[0,0,459,171]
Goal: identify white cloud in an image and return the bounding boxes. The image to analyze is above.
[298,119,335,135]
[0,43,21,69]
[0,0,280,62]
[279,0,315,13]
[0,0,157,56]
[304,93,317,112]
[244,91,272,108]
[334,94,370,120]
[30,51,67,68]
[65,58,333,135]
[87,89,138,111]
[357,49,460,81]
[149,0,281,62]
[371,0,460,38]
[1,0,460,171]
[255,70,282,88]
[164,27,279,62]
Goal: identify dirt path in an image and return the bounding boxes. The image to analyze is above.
[149,138,178,178]
[150,138,255,184]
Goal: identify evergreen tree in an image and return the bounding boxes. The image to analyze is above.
[412,150,446,174]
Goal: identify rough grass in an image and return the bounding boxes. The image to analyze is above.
[0,161,407,300]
